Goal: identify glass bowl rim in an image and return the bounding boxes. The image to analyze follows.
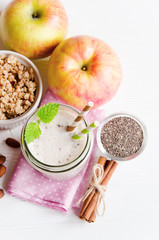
[96,112,148,161]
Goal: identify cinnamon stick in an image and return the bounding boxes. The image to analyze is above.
[101,161,118,186]
[79,158,118,222]
[80,160,114,220]
[80,156,107,216]
[88,161,118,222]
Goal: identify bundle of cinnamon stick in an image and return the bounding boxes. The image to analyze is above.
[79,156,118,223]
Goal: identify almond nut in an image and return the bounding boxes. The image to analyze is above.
[0,189,4,199]
[5,138,20,148]
[0,165,6,177]
[0,155,6,165]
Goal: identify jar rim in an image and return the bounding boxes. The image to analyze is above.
[21,103,93,171]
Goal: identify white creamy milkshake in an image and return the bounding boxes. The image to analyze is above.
[28,109,87,165]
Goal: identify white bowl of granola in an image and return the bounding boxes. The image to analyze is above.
[0,50,43,129]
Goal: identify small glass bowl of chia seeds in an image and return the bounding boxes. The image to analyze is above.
[97,113,147,161]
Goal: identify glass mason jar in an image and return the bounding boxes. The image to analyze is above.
[21,104,94,181]
[97,113,147,161]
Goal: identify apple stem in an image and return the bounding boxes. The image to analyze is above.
[32,12,40,19]
[81,66,87,71]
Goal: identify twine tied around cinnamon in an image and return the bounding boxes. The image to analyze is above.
[77,164,107,216]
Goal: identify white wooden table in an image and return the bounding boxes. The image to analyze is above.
[0,0,159,239]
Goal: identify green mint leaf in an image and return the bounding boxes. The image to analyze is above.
[25,122,41,144]
[37,103,59,123]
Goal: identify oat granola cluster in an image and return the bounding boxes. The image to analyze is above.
[0,55,36,120]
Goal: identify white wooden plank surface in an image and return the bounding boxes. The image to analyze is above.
[0,0,159,240]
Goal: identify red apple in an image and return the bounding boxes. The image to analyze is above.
[48,35,122,109]
[0,0,68,59]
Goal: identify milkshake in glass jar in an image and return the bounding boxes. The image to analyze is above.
[21,103,94,180]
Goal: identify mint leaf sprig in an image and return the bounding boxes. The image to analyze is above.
[37,103,59,123]
[25,103,59,144]
[25,122,41,144]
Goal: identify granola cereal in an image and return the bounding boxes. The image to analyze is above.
[0,55,37,120]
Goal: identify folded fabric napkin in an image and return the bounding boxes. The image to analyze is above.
[7,89,105,212]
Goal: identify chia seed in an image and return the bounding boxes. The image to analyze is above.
[101,116,144,158]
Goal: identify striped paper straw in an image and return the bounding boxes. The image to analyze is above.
[72,121,99,140]
[66,101,94,132]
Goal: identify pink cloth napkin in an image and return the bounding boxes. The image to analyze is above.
[7,89,105,212]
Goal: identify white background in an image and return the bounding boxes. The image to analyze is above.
[0,0,159,239]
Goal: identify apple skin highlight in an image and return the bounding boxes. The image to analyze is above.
[0,0,68,59]
[48,35,122,109]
